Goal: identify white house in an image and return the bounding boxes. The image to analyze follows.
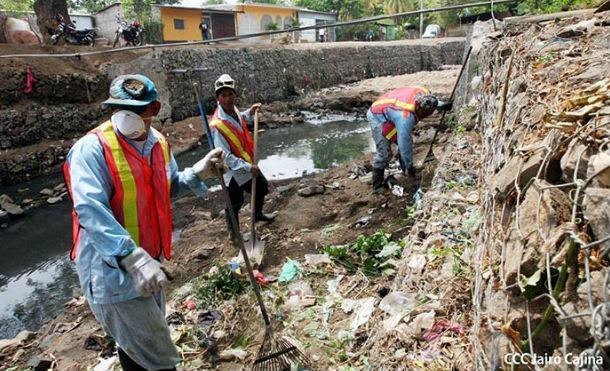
[297,8,337,42]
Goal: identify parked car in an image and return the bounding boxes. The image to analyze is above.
[422,24,441,38]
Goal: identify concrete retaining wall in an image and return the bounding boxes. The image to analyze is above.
[146,38,466,121]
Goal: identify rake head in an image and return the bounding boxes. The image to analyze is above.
[253,332,312,371]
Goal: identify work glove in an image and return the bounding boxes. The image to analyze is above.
[192,148,225,180]
[437,100,453,112]
[119,248,167,297]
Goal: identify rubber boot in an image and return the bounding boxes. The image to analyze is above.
[372,168,385,193]
[254,200,276,223]
[118,348,177,371]
[255,211,276,222]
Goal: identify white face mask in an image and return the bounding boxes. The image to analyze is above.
[112,110,146,140]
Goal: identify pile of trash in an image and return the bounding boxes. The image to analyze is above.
[358,128,482,368]
[74,229,408,369]
[465,11,610,369]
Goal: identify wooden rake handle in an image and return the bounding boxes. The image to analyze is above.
[250,111,259,250]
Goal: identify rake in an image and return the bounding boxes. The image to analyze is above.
[192,83,312,370]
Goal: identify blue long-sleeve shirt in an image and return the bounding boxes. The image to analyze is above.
[368,107,417,170]
[66,123,208,304]
[211,105,254,186]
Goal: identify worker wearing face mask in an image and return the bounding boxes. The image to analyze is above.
[63,74,224,370]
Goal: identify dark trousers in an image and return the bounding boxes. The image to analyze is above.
[118,348,176,371]
[227,175,269,219]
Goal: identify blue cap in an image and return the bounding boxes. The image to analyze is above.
[103,74,158,107]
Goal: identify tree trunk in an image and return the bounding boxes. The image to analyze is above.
[33,0,70,43]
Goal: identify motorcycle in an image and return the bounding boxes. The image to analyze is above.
[50,15,97,46]
[113,16,144,47]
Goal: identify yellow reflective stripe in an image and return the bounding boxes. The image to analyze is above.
[151,128,172,190]
[213,121,253,164]
[394,101,416,111]
[371,98,416,111]
[100,121,140,245]
[385,127,397,140]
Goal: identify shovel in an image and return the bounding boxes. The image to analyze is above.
[192,83,311,370]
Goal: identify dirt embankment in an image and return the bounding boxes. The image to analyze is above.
[0,45,146,187]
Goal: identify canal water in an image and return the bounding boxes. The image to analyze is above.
[0,116,374,339]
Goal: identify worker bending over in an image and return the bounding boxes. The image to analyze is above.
[367,86,448,193]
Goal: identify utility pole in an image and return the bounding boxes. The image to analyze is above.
[419,0,424,38]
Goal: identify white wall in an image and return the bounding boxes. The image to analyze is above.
[94,4,122,41]
[298,16,316,42]
[237,12,264,43]
[70,15,93,30]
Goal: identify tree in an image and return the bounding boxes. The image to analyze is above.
[204,0,225,4]
[121,0,180,18]
[241,0,283,3]
[266,21,280,30]
[364,0,383,14]
[69,0,114,13]
[384,0,415,14]
[2,0,34,13]
[33,0,70,43]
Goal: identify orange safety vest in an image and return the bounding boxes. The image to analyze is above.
[209,108,254,164]
[371,86,430,142]
[63,121,173,261]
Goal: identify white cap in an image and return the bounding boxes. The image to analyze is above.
[112,110,146,139]
[214,74,236,95]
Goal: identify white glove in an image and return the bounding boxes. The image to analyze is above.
[119,248,167,297]
[192,148,225,180]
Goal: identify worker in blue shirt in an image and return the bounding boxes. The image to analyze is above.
[367,86,443,193]
[63,74,223,370]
